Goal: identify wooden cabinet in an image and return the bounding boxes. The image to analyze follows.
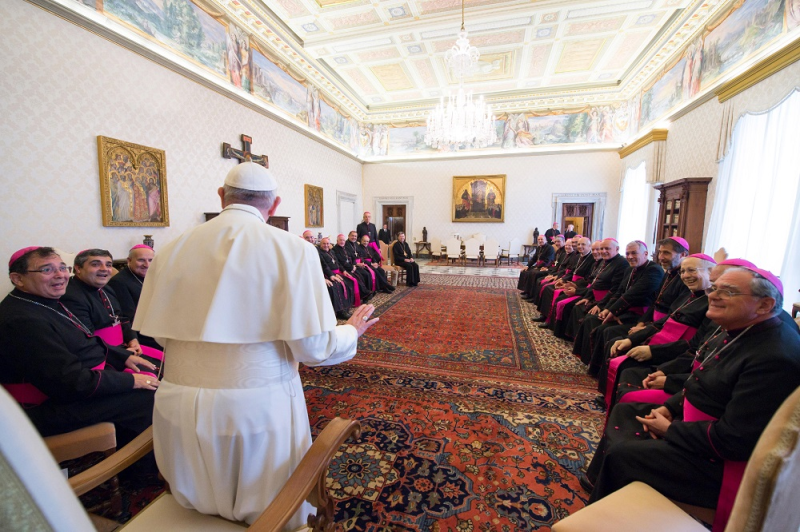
[653,178,711,253]
[204,212,290,231]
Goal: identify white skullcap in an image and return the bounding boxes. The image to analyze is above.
[224,162,277,191]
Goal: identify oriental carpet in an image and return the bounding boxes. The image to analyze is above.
[82,273,604,531]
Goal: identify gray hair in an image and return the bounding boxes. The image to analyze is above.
[222,185,277,211]
[626,241,647,254]
[726,267,783,313]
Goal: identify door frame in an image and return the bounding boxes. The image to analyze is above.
[551,193,607,240]
[373,196,415,240]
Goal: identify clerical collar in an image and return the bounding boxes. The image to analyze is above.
[222,203,266,223]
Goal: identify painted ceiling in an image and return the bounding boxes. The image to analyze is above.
[220,0,734,121]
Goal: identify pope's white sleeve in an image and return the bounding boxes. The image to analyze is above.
[285,324,359,367]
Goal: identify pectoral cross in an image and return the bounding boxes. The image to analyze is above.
[222,134,268,167]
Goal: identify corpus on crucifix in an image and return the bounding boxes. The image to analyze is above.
[222,134,268,167]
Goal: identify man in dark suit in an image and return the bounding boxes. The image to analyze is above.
[378,223,391,245]
[544,222,560,243]
[357,212,378,244]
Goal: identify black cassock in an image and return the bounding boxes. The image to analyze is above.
[561,254,628,340]
[318,248,354,313]
[538,252,594,319]
[573,260,664,373]
[334,244,374,301]
[525,248,573,302]
[0,289,154,442]
[587,316,800,508]
[517,244,555,290]
[551,258,604,337]
[357,244,394,292]
[106,267,162,349]
[356,222,378,244]
[392,241,420,286]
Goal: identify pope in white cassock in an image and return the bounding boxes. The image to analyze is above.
[134,162,378,529]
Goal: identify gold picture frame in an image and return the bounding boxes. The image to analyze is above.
[97,136,169,227]
[304,184,324,227]
[453,175,506,223]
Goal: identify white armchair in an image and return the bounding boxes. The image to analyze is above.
[464,238,481,266]
[483,239,500,266]
[445,238,462,265]
[430,237,442,259]
[500,238,521,265]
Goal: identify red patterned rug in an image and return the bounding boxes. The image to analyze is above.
[303,282,604,531]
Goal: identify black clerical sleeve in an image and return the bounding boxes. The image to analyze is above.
[318,250,335,278]
[0,293,135,402]
[604,261,664,316]
[107,269,139,324]
[392,242,405,264]
[103,284,137,344]
[536,244,555,267]
[664,318,800,461]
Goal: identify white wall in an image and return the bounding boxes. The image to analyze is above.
[0,1,362,292]
[362,151,622,246]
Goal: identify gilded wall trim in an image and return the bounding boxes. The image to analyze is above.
[618,129,669,159]
[715,37,800,103]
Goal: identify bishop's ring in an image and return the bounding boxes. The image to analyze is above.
[362,316,368,321]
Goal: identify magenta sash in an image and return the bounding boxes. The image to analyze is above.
[684,398,747,532]
[5,359,107,406]
[331,270,348,299]
[592,288,609,301]
[653,309,669,322]
[337,271,361,305]
[619,389,671,405]
[95,324,162,377]
[556,296,580,321]
[571,274,584,282]
[370,242,383,259]
[538,279,556,297]
[647,318,698,345]
[545,288,565,323]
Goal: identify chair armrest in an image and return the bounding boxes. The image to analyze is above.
[249,418,361,532]
[69,426,154,497]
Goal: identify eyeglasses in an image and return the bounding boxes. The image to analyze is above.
[705,285,755,299]
[27,265,69,275]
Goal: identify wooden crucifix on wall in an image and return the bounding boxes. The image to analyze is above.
[222,134,268,167]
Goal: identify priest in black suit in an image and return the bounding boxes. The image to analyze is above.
[106,244,162,350]
[392,232,420,287]
[356,211,378,244]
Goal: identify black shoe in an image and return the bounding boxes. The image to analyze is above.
[537,323,550,329]
[381,288,392,293]
[578,474,594,493]
[531,316,546,322]
[336,311,352,320]
[387,285,396,291]
[593,395,606,408]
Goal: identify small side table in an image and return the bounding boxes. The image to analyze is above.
[415,241,432,258]
[522,244,535,257]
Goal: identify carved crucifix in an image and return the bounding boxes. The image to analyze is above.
[222,134,268,167]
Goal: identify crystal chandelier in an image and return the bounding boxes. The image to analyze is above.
[425,0,497,149]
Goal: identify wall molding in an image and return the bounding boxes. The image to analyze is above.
[336,191,358,236]
[618,129,669,159]
[715,36,800,103]
[373,196,414,240]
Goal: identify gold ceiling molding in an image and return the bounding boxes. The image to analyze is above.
[618,128,668,159]
[715,37,800,103]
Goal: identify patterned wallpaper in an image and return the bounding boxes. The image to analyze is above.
[362,152,622,247]
[0,1,362,296]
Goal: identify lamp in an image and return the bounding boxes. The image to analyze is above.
[425,0,497,149]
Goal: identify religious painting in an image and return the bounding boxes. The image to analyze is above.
[639,58,686,129]
[226,23,251,92]
[97,136,169,227]
[103,0,227,77]
[250,45,307,121]
[452,175,505,223]
[699,0,784,89]
[304,184,324,227]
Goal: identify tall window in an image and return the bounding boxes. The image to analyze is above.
[617,162,650,247]
[705,89,800,310]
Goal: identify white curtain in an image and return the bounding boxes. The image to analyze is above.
[617,162,650,246]
[705,89,800,310]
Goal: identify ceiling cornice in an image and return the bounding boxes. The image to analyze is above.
[618,128,668,158]
[715,35,800,103]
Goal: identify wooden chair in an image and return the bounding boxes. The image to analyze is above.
[0,387,362,532]
[387,240,406,285]
[378,241,398,285]
[463,238,481,266]
[500,238,521,265]
[430,237,442,260]
[552,385,800,532]
[483,239,501,266]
